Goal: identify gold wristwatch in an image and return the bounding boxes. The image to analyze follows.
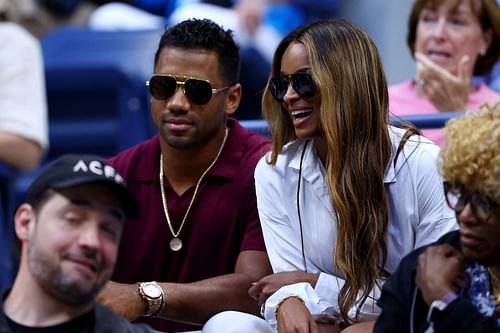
[138,281,165,317]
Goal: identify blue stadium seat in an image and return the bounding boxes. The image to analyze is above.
[391,111,465,129]
[13,27,163,202]
[41,26,162,159]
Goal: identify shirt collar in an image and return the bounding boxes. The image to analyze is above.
[287,137,397,184]
[208,118,248,179]
[131,118,247,183]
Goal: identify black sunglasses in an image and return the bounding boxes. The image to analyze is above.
[444,182,500,221]
[146,74,230,105]
[269,72,316,101]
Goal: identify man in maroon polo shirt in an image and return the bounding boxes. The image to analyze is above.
[96,19,273,332]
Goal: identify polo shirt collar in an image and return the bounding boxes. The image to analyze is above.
[208,118,247,179]
[134,118,244,183]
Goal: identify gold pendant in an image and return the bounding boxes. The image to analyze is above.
[169,237,182,251]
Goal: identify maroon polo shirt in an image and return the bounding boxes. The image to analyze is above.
[108,118,271,332]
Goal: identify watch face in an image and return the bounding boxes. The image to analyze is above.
[144,283,162,298]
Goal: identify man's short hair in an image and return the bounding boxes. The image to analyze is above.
[154,18,240,85]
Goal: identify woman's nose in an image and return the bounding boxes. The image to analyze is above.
[430,18,448,39]
[283,82,299,103]
[457,202,479,226]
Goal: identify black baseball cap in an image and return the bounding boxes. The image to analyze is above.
[26,154,139,218]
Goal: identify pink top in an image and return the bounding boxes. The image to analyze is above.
[389,80,500,146]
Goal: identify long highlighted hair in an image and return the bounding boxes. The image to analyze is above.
[262,19,392,323]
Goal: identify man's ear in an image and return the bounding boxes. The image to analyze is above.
[15,204,36,242]
[224,83,242,116]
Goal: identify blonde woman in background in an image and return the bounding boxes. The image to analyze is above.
[374,102,500,332]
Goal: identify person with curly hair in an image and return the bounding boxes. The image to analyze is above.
[374,102,500,332]
[243,18,457,333]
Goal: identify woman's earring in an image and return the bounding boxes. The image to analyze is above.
[480,49,486,56]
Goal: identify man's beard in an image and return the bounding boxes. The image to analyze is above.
[28,238,109,307]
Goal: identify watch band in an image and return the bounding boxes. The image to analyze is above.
[426,291,458,326]
[441,291,458,304]
[138,281,165,317]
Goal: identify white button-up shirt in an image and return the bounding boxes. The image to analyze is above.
[255,126,458,328]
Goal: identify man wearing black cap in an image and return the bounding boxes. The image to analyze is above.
[0,154,156,333]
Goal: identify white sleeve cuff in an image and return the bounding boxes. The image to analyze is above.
[314,272,345,306]
[316,272,384,322]
[263,282,337,330]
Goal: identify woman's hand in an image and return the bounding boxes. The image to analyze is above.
[276,297,325,333]
[415,52,470,112]
[248,271,319,305]
[415,244,467,305]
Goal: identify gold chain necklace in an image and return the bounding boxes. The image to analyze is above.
[159,128,229,251]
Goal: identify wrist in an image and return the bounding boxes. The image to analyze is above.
[137,281,166,317]
[274,295,305,319]
[426,291,458,327]
[421,284,454,305]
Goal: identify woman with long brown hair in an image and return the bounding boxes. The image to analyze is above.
[249,19,458,332]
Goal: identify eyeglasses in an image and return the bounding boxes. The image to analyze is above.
[269,72,316,101]
[444,182,500,221]
[146,74,230,105]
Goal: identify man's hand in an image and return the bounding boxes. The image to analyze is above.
[415,244,467,305]
[248,271,319,305]
[415,52,470,112]
[97,281,146,321]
